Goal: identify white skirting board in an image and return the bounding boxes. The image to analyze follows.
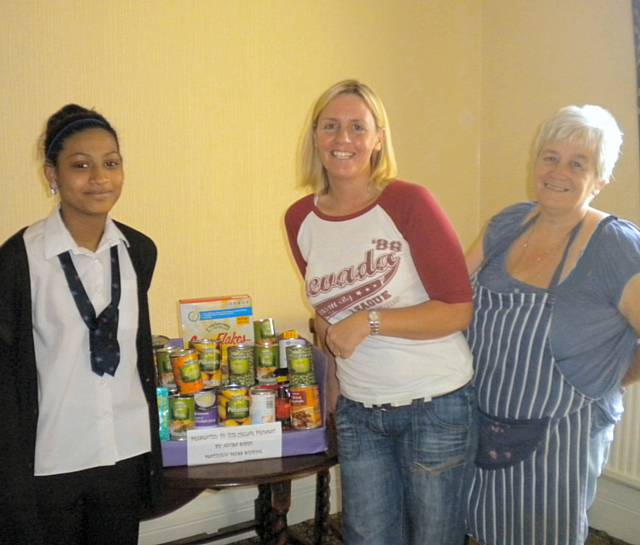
[588,475,640,545]
[139,467,342,545]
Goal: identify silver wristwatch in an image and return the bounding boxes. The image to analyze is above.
[368,310,381,335]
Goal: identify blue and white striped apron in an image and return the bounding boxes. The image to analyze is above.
[466,219,599,545]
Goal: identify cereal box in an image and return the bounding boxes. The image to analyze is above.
[179,295,254,380]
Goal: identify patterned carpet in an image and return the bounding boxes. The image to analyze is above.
[229,514,631,545]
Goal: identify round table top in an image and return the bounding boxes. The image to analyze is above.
[163,449,338,490]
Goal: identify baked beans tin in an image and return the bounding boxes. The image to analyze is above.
[290,384,322,430]
[286,342,316,387]
[191,338,222,389]
[250,386,276,424]
[255,339,278,384]
[170,348,204,395]
[170,395,196,440]
[228,344,255,387]
[193,389,219,428]
[155,346,179,392]
[218,385,251,426]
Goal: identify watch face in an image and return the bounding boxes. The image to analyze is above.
[369,310,380,321]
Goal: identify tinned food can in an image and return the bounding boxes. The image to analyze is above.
[250,386,276,424]
[170,348,203,395]
[170,395,196,440]
[286,342,316,387]
[155,346,179,392]
[191,338,222,389]
[193,389,219,428]
[228,344,255,387]
[218,385,251,426]
[290,384,322,430]
[255,339,279,384]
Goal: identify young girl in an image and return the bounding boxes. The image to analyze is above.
[0,104,162,545]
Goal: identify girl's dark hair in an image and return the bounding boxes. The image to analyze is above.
[44,104,119,165]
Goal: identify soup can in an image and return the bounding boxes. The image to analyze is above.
[193,389,219,428]
[191,338,222,389]
[170,348,204,395]
[218,385,251,426]
[255,339,279,384]
[286,342,316,387]
[228,344,255,387]
[170,395,196,440]
[290,384,322,430]
[155,346,179,392]
[250,386,276,424]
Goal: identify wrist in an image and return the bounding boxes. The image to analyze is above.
[368,309,381,336]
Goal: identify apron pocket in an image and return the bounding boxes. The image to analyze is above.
[475,409,549,469]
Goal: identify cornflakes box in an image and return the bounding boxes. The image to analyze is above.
[179,295,254,381]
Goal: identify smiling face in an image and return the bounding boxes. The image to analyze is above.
[45,128,123,223]
[534,139,606,215]
[314,93,383,187]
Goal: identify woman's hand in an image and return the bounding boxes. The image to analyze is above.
[324,311,369,359]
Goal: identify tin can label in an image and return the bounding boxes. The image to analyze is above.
[170,395,196,440]
[218,386,251,426]
[194,389,219,428]
[228,344,255,387]
[290,385,322,429]
[286,344,316,387]
[256,340,278,384]
[171,349,204,395]
[192,339,222,388]
[250,387,276,424]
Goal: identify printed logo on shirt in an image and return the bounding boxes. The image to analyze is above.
[307,239,401,320]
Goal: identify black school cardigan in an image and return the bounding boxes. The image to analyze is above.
[0,221,163,544]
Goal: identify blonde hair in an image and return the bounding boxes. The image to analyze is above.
[534,105,623,182]
[297,79,398,194]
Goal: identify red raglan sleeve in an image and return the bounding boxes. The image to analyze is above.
[381,181,472,304]
[284,195,314,277]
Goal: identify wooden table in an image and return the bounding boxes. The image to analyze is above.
[149,449,339,545]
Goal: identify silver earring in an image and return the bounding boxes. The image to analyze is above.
[50,187,58,196]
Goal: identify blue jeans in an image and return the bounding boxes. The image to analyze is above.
[336,386,476,545]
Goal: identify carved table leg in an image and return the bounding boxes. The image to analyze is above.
[269,480,292,545]
[255,483,272,543]
[313,470,331,545]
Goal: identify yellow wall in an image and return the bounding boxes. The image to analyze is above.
[0,0,482,338]
[481,0,639,223]
[1,0,637,341]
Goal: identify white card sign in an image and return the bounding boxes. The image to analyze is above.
[186,422,282,465]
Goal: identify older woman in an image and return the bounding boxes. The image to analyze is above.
[285,80,475,545]
[465,105,640,545]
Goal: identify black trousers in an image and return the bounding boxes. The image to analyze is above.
[33,454,145,545]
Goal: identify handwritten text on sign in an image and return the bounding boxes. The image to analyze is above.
[187,422,282,465]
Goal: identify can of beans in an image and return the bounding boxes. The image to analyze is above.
[286,342,316,387]
[250,386,276,424]
[193,389,218,428]
[218,385,251,426]
[191,338,222,388]
[255,339,279,384]
[290,384,322,430]
[170,395,196,440]
[170,348,204,394]
[228,344,255,387]
[155,346,179,392]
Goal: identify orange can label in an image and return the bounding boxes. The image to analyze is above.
[170,349,203,395]
[290,385,322,430]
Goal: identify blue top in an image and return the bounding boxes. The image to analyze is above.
[479,202,640,420]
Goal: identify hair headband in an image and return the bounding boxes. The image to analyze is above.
[45,117,112,160]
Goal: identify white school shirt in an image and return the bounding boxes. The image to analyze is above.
[25,208,151,475]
